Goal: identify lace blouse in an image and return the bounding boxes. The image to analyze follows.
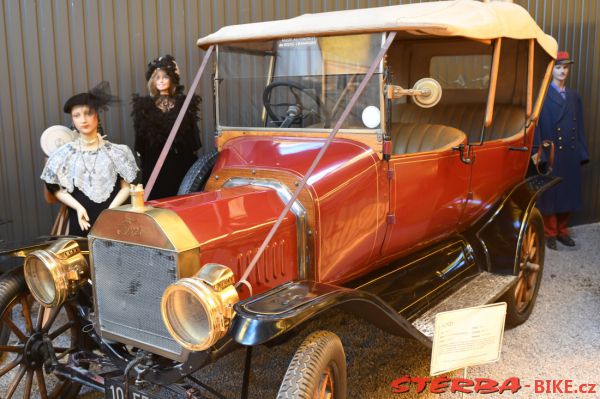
[41,139,138,203]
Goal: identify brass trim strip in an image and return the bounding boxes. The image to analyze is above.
[223,178,309,279]
[214,129,383,158]
[89,206,200,252]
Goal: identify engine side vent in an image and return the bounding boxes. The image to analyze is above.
[237,240,287,286]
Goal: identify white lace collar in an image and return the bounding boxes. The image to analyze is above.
[41,139,138,203]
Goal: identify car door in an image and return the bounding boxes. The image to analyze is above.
[381,124,471,261]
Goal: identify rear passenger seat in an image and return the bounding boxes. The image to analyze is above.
[393,103,526,142]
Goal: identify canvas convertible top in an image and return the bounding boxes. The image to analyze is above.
[196,0,557,58]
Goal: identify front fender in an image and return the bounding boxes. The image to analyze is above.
[230,280,431,348]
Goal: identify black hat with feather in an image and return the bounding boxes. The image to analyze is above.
[63,81,118,114]
[145,54,182,92]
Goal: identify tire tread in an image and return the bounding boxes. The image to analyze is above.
[277,330,347,399]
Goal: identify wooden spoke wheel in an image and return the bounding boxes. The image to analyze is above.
[277,330,346,399]
[316,365,335,399]
[514,221,541,312]
[504,207,545,327]
[0,269,82,399]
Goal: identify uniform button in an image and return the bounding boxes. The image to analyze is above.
[571,145,575,149]
[558,137,562,141]
[573,118,577,121]
[559,145,563,150]
[557,127,561,131]
[571,136,575,140]
[572,127,576,131]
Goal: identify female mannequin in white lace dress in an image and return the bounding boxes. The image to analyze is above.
[41,82,138,236]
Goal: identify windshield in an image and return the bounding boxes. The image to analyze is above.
[217,33,384,130]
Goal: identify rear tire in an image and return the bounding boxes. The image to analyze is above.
[277,330,347,399]
[178,149,219,195]
[503,207,544,327]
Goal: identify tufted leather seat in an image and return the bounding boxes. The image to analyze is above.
[391,123,466,155]
[394,103,526,142]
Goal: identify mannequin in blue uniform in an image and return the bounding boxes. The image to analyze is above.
[534,51,589,250]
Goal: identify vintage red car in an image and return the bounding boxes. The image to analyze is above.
[0,1,559,398]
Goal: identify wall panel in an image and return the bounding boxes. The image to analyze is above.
[0,0,598,241]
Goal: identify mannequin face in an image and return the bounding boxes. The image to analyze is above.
[155,70,171,95]
[552,64,569,83]
[71,105,98,137]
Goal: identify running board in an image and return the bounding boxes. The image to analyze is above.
[411,271,517,340]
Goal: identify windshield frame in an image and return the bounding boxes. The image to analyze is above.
[214,33,386,135]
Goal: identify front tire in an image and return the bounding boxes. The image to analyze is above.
[0,314,9,346]
[503,207,545,327]
[0,268,83,398]
[277,330,347,399]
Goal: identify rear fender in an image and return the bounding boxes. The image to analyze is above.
[230,280,431,348]
[476,174,560,275]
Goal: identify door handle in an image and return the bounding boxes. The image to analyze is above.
[452,144,474,164]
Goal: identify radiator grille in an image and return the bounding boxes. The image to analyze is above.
[91,239,183,357]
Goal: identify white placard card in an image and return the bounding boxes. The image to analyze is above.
[430,303,507,376]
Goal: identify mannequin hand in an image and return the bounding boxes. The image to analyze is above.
[76,206,91,231]
[53,190,91,231]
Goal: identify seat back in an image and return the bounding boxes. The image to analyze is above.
[393,103,526,142]
[391,123,466,155]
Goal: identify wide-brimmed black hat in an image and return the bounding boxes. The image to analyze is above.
[63,81,118,114]
[145,54,181,88]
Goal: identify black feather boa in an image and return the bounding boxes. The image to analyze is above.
[131,93,202,153]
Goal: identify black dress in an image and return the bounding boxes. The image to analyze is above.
[46,181,121,237]
[132,93,201,200]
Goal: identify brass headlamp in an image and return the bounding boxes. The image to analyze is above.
[24,239,89,307]
[161,263,239,351]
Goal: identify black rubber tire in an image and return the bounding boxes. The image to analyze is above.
[277,330,347,399]
[0,268,82,398]
[0,269,11,347]
[0,271,19,347]
[177,149,219,195]
[0,321,9,346]
[503,207,545,327]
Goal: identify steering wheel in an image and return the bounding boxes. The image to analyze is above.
[262,81,330,128]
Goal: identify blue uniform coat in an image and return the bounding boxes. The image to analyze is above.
[534,85,589,214]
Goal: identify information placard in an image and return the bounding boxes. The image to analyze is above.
[430,303,507,376]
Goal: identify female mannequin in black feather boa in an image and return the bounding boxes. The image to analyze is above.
[132,54,201,200]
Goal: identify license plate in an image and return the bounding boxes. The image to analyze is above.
[104,378,159,399]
